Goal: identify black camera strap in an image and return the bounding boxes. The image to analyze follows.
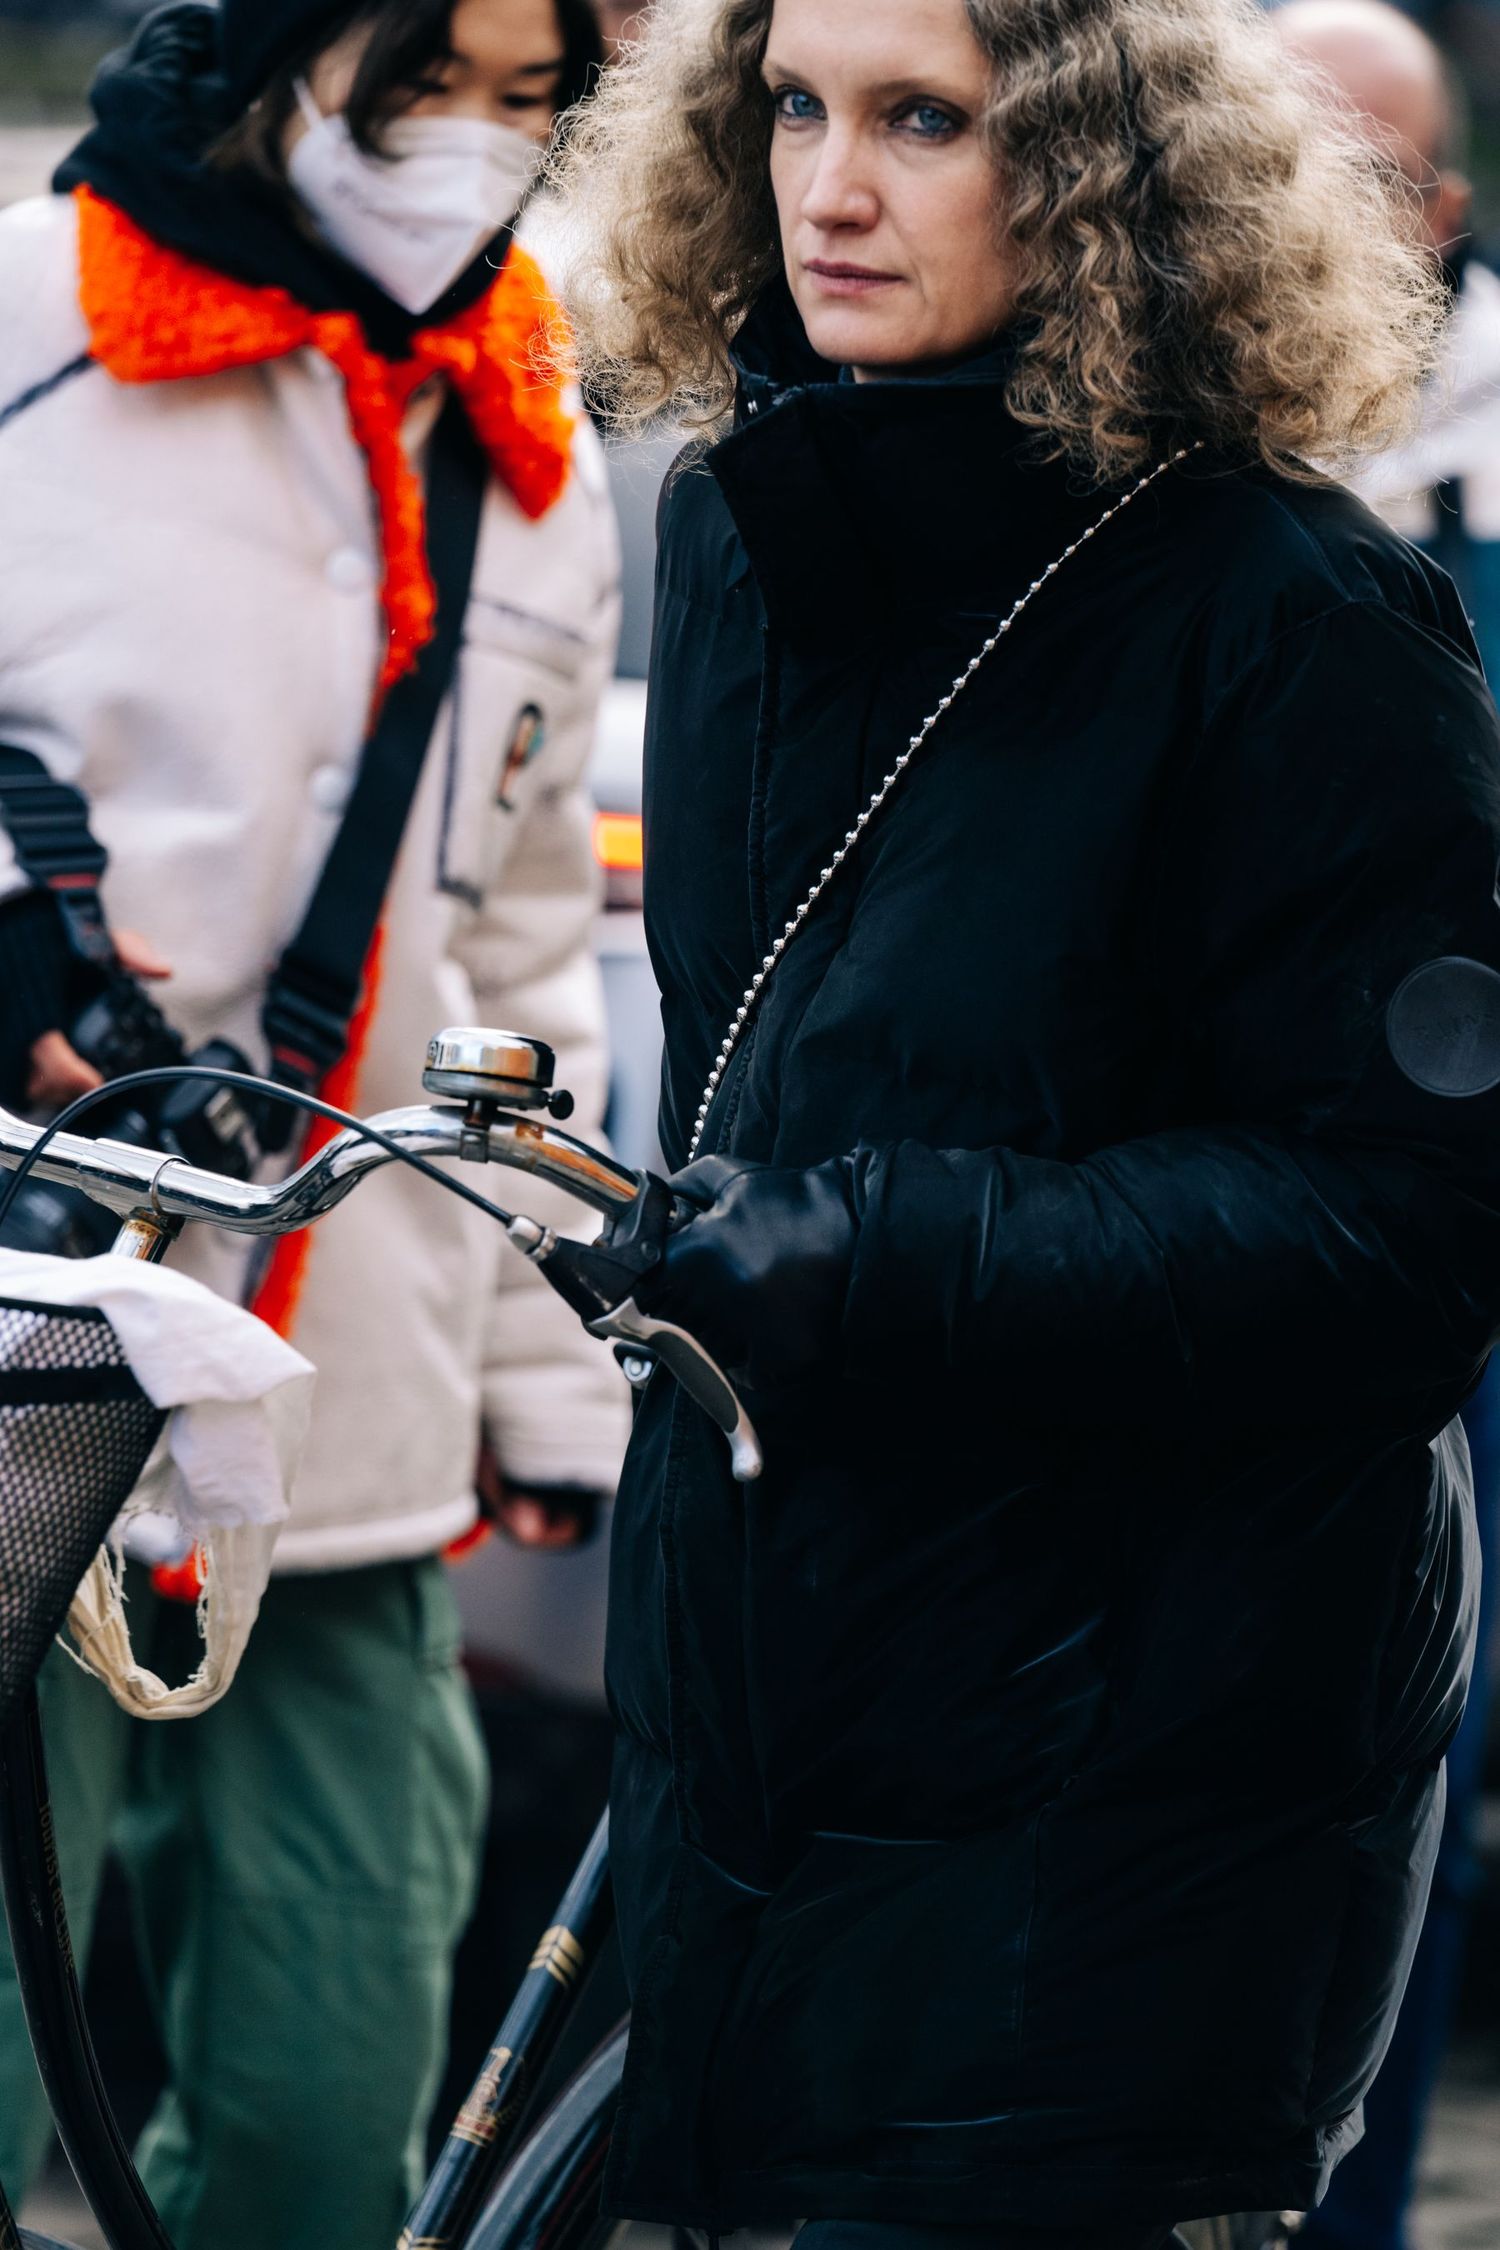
[0,752,115,975]
[260,393,490,1145]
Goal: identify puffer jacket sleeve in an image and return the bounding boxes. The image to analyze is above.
[844,595,1500,1439]
[450,584,632,1496]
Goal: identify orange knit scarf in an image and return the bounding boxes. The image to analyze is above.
[75,184,575,698]
[74,186,577,1351]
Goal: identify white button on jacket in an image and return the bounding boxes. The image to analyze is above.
[308,762,352,814]
[326,546,376,594]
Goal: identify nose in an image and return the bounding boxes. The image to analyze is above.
[799,125,880,234]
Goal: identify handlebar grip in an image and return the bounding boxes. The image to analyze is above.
[586,1298,763,1484]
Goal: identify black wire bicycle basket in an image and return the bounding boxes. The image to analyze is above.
[0,1300,163,1733]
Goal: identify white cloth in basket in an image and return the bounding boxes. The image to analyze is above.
[0,1250,314,1718]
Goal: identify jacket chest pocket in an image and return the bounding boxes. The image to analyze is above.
[437,596,592,907]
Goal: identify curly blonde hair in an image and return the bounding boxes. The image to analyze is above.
[547,0,1446,481]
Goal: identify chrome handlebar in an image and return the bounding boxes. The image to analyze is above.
[0,1048,764,1483]
[0,1101,641,1231]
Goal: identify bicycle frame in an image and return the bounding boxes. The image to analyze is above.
[0,1048,640,2250]
[400,1816,615,2250]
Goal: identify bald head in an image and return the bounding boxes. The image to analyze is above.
[1277,1,1452,165]
[596,1,646,61]
[1275,0,1471,255]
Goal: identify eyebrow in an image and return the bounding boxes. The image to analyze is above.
[448,48,567,78]
[761,61,972,104]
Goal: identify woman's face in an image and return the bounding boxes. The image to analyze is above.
[763,0,1015,378]
[301,0,568,142]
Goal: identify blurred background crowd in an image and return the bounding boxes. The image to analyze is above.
[0,4,1496,2249]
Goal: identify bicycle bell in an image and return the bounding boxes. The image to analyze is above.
[422,1028,575,1121]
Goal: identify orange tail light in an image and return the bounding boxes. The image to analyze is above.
[593,812,644,873]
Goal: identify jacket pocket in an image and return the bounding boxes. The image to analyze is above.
[437,633,574,906]
[707,1817,1040,2177]
[463,595,592,681]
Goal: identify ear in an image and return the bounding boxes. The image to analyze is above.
[1433,168,1474,261]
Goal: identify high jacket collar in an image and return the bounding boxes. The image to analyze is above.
[77,187,574,700]
[729,274,1026,417]
[710,279,1122,632]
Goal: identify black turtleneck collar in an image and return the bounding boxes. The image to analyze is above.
[54,2,511,363]
[727,275,1026,422]
[706,278,1124,631]
[728,275,844,414]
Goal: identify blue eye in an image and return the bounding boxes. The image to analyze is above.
[773,87,824,125]
[899,101,959,140]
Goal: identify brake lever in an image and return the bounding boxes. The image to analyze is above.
[503,1177,764,1485]
[586,1296,764,1485]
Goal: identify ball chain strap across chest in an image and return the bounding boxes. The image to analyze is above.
[688,442,1204,1161]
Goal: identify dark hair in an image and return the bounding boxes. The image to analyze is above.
[215,0,603,180]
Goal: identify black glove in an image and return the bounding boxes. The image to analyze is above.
[641,1154,858,1391]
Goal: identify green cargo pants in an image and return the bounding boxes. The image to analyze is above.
[0,1556,488,2250]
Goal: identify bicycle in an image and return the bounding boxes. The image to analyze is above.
[0,1026,1295,2250]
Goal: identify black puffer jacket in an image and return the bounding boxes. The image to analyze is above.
[601,291,1498,2233]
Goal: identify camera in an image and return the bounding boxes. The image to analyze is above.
[0,972,264,1260]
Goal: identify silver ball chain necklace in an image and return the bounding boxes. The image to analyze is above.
[687,439,1204,1162]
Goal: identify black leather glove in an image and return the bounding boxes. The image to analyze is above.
[641,1154,859,1391]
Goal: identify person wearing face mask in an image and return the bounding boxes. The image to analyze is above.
[0,3,628,2246]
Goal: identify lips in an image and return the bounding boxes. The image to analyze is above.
[804,261,902,294]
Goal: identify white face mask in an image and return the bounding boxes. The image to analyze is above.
[287,81,547,315]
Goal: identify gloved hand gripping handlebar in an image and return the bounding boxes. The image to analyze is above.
[503,1172,765,1485]
[0,1026,765,1484]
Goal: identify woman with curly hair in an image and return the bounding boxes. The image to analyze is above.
[553,0,1500,2242]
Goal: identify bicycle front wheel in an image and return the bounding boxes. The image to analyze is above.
[465,2023,625,2250]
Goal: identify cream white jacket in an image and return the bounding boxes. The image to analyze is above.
[0,193,630,1572]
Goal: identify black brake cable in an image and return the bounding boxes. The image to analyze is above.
[0,1062,545,1240]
